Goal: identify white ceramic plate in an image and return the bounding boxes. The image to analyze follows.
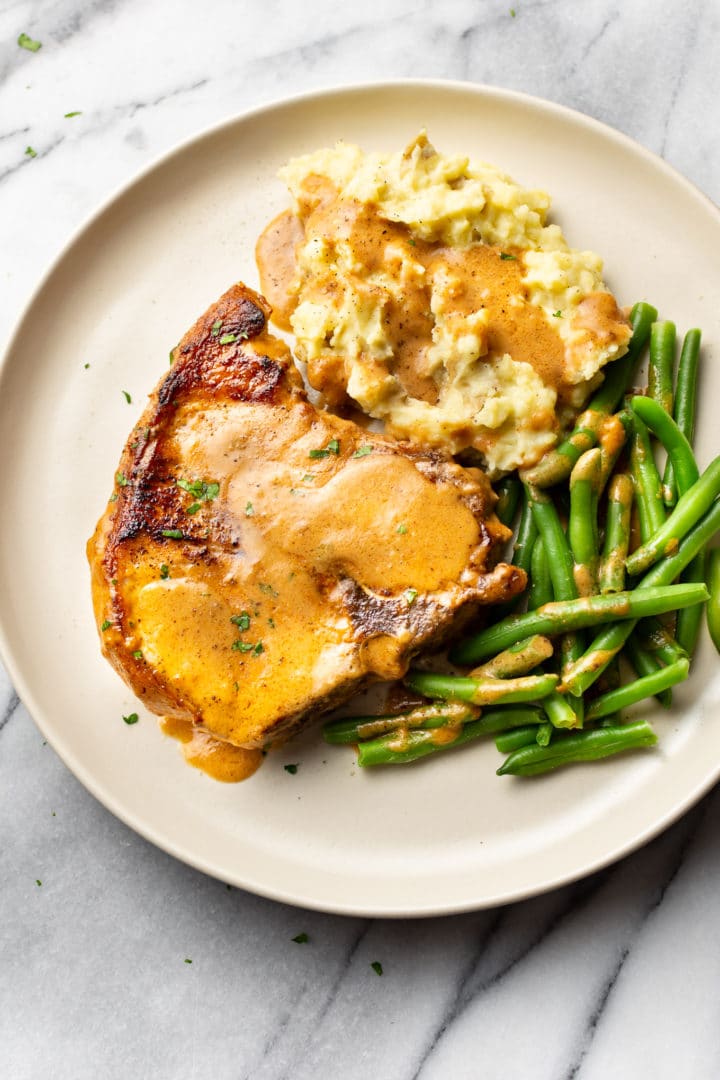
[1,82,719,917]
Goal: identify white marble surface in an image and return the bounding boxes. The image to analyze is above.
[2,1,719,1077]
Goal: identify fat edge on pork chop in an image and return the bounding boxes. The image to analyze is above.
[88,283,525,750]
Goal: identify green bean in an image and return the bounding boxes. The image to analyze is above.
[542,690,580,729]
[525,482,584,719]
[520,302,656,488]
[560,500,720,694]
[536,722,553,747]
[322,701,475,744]
[625,455,720,576]
[630,411,666,543]
[492,488,537,619]
[568,449,602,596]
[470,635,554,678]
[631,396,699,497]
[675,550,707,657]
[494,726,540,753]
[707,549,720,653]
[528,536,553,610]
[598,473,633,594]
[526,484,576,601]
[634,616,688,666]
[495,475,522,528]
[648,321,676,416]
[597,409,633,493]
[496,720,658,776]
[625,635,673,708]
[450,583,708,666]
[512,489,538,576]
[404,670,559,706]
[662,328,701,506]
[585,660,689,721]
[357,720,486,766]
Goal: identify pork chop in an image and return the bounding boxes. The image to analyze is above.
[88,283,525,749]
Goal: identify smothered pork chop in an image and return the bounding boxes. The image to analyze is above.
[88,284,524,763]
[257,133,631,475]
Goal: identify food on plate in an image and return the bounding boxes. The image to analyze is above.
[257,132,631,474]
[323,311,720,775]
[88,283,525,772]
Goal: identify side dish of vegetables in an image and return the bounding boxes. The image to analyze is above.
[323,303,720,777]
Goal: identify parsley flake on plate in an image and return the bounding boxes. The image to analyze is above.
[284,763,299,775]
[123,712,139,725]
[25,146,37,158]
[18,33,42,51]
[292,932,309,944]
[371,961,383,976]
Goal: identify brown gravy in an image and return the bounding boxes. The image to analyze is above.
[160,716,263,783]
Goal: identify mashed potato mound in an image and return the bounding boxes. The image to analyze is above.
[256,133,631,475]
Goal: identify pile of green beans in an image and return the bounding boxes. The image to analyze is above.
[322,305,719,777]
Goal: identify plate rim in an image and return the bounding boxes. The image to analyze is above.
[2,78,719,918]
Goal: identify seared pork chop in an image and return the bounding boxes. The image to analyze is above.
[88,284,525,749]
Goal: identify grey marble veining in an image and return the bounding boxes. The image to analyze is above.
[2,1,720,1077]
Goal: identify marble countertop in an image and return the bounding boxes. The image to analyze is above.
[2,2,719,1077]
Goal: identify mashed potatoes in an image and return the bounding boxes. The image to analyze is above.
[256,133,631,475]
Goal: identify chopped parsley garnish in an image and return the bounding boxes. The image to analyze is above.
[24,146,37,158]
[292,932,309,944]
[100,619,112,632]
[510,7,516,15]
[122,389,132,403]
[64,111,82,118]
[18,33,42,51]
[184,958,192,964]
[231,641,254,652]
[169,347,176,364]
[245,501,254,517]
[160,564,170,579]
[499,252,517,261]
[210,319,223,337]
[309,438,340,459]
[109,492,118,502]
[219,333,238,345]
[36,879,42,886]
[230,612,251,631]
[396,524,408,535]
[404,588,418,606]
[84,363,90,369]
[268,617,276,629]
[123,712,139,725]
[408,238,417,247]
[253,641,264,655]
[132,651,143,661]
[177,478,219,501]
[353,446,373,458]
[186,501,202,515]
[115,471,128,486]
[161,528,184,539]
[552,310,563,318]
[284,763,299,774]
[371,961,383,976]
[258,582,278,597]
